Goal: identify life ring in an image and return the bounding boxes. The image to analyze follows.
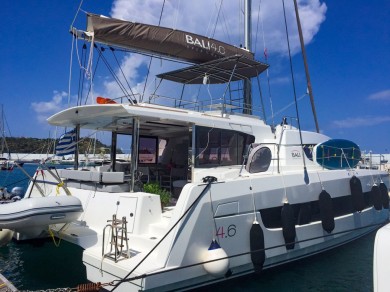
[281,203,296,250]
[350,176,365,212]
[319,190,335,233]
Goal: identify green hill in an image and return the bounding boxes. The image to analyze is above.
[2,137,121,154]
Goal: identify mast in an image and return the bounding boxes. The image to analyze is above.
[293,0,320,133]
[0,105,5,158]
[243,0,252,114]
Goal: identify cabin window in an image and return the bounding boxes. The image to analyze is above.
[138,136,158,164]
[194,126,254,167]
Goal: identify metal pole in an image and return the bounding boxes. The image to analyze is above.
[111,132,117,172]
[243,0,252,114]
[130,118,139,192]
[293,0,320,133]
[74,125,80,170]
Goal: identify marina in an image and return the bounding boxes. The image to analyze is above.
[0,1,389,291]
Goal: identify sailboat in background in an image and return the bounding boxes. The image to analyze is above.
[3,1,389,291]
[0,105,19,171]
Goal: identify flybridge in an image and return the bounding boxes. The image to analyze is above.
[75,13,254,64]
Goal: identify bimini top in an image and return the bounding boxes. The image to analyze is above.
[157,55,269,84]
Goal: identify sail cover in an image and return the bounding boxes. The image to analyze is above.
[157,55,269,84]
[86,13,254,64]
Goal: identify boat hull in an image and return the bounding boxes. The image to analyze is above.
[73,170,389,292]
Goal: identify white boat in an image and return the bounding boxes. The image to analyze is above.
[0,196,83,238]
[0,105,23,170]
[18,2,390,291]
[0,157,14,171]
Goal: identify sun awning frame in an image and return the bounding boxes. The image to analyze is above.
[156,54,269,84]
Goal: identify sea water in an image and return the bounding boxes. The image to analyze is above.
[0,164,376,291]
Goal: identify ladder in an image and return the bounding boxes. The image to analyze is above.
[102,214,130,262]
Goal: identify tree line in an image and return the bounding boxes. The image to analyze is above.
[2,137,120,154]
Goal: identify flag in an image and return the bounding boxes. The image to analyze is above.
[55,129,76,156]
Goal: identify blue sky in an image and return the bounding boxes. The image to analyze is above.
[1,0,389,154]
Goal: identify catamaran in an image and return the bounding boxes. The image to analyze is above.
[4,1,389,291]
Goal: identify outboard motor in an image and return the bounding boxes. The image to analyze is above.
[11,186,24,200]
[11,186,24,197]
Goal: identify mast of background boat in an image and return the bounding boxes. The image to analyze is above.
[243,0,252,114]
[293,0,320,133]
[74,125,80,170]
[0,105,4,158]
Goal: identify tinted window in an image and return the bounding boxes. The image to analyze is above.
[195,126,254,167]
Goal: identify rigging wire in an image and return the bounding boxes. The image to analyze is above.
[259,0,275,128]
[172,0,182,30]
[68,34,76,106]
[111,177,217,291]
[84,50,103,105]
[106,221,386,288]
[281,0,309,184]
[70,0,84,29]
[110,48,137,102]
[219,5,232,45]
[211,0,224,38]
[267,92,307,123]
[253,0,261,54]
[141,0,166,102]
[238,1,243,47]
[94,45,134,104]
[77,43,88,105]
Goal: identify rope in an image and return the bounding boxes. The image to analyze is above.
[94,45,134,104]
[76,282,102,292]
[259,0,275,128]
[211,0,224,38]
[281,0,309,184]
[207,185,219,243]
[141,0,166,102]
[111,176,217,291]
[107,220,387,286]
[69,0,84,29]
[110,48,137,103]
[56,181,65,195]
[48,228,62,248]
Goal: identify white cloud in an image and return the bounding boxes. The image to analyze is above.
[105,0,327,102]
[110,0,327,57]
[31,91,69,123]
[332,116,390,128]
[102,54,149,101]
[368,89,390,101]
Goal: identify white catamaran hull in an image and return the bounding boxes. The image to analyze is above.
[25,166,389,291]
